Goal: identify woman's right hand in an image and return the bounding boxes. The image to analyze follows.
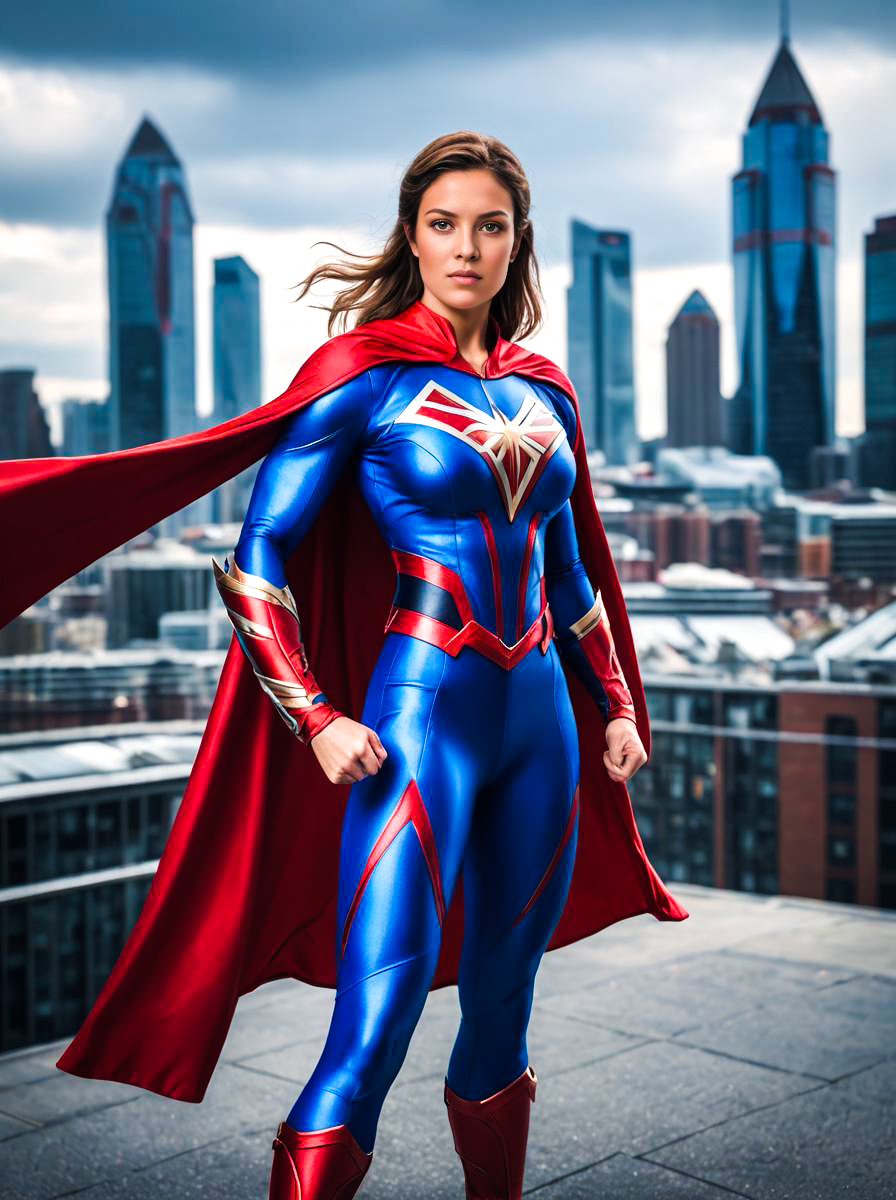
[310,715,388,785]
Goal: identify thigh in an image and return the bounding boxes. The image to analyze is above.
[460,645,580,985]
[336,634,505,992]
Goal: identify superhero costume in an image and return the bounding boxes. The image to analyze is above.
[213,355,637,1167]
[0,299,688,1138]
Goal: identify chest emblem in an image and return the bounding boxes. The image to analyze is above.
[394,380,566,521]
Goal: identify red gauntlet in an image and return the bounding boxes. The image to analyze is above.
[565,592,638,726]
[212,556,343,745]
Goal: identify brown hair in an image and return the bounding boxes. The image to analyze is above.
[292,131,544,342]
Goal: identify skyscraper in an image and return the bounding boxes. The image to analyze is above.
[728,30,836,489]
[567,220,638,465]
[858,215,896,489]
[0,369,54,460]
[665,290,724,448]
[60,398,110,457]
[211,255,262,522]
[106,116,206,528]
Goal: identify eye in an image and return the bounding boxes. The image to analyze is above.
[482,221,505,233]
[430,219,452,231]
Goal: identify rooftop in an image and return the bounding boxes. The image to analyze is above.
[1,885,893,1198]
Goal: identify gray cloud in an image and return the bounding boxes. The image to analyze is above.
[1,0,893,76]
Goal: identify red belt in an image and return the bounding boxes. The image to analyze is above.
[383,548,554,671]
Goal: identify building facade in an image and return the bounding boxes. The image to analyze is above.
[566,220,638,465]
[0,369,54,460]
[728,36,836,489]
[859,214,896,489]
[665,290,724,448]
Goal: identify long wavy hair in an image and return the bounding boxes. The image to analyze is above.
[292,131,544,342]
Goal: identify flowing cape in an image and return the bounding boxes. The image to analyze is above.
[0,299,688,1102]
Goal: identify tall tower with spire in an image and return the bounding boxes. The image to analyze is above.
[728,16,836,489]
[106,118,198,451]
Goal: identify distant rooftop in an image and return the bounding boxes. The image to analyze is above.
[2,885,892,1198]
[123,116,179,163]
[749,39,823,126]
[673,289,717,322]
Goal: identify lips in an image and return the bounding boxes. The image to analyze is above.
[449,272,482,281]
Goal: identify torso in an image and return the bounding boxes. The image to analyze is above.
[354,363,578,644]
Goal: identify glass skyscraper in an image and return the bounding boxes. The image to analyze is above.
[211,256,262,523]
[859,215,896,489]
[106,116,207,529]
[729,36,836,489]
[566,220,638,465]
[665,290,724,448]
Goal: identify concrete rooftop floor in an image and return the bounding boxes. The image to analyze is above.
[1,883,894,1199]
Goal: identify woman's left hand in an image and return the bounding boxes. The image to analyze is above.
[603,718,648,783]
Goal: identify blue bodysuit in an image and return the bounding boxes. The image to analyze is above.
[227,358,635,1154]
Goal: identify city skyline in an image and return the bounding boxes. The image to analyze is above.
[0,3,892,443]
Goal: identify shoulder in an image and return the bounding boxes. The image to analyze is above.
[273,366,376,450]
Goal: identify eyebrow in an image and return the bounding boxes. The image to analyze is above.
[423,208,511,219]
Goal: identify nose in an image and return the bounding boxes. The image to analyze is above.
[455,227,479,262]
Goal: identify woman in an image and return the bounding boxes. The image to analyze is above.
[215,131,649,1199]
[3,131,688,1200]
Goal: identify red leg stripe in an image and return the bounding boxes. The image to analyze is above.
[511,786,579,929]
[341,778,446,957]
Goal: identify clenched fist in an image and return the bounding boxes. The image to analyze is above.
[310,715,388,785]
[603,717,647,783]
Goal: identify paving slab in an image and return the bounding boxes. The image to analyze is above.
[0,884,893,1200]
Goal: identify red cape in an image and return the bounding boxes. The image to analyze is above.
[0,298,687,1103]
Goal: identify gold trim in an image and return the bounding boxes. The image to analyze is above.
[570,592,603,640]
[256,674,314,708]
[229,611,273,640]
[211,555,299,618]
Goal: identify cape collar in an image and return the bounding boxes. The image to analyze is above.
[399,298,506,379]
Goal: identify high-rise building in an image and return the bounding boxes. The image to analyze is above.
[0,368,54,460]
[728,31,836,489]
[665,290,724,448]
[60,398,110,457]
[858,215,896,489]
[211,255,262,523]
[106,116,206,528]
[567,220,638,465]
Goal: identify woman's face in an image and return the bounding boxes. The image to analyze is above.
[404,168,521,316]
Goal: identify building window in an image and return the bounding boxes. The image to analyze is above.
[825,715,858,785]
[828,834,855,867]
[827,878,856,903]
[828,792,856,825]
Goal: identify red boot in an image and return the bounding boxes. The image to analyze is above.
[444,1066,537,1199]
[268,1121,372,1199]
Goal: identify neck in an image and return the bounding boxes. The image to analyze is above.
[418,291,492,364]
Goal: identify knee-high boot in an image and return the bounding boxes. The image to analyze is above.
[443,1066,537,1200]
[268,1122,372,1199]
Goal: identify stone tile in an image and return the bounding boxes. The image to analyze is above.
[729,915,896,978]
[522,1039,816,1188]
[538,949,858,1039]
[0,1071,143,1125]
[646,1067,896,1200]
[532,1151,747,1198]
[0,1109,38,1141]
[0,1061,296,1200]
[673,986,893,1081]
[0,1048,62,1091]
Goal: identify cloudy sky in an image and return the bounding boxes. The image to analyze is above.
[1,0,893,441]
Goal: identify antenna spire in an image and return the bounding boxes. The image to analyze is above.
[780,0,790,43]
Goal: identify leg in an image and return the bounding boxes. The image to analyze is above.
[283,637,503,1150]
[444,645,580,1199]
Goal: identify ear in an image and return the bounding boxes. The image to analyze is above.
[402,222,419,259]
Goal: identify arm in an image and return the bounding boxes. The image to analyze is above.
[213,370,373,747]
[543,499,638,728]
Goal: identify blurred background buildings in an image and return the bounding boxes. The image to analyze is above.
[1,14,894,1055]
